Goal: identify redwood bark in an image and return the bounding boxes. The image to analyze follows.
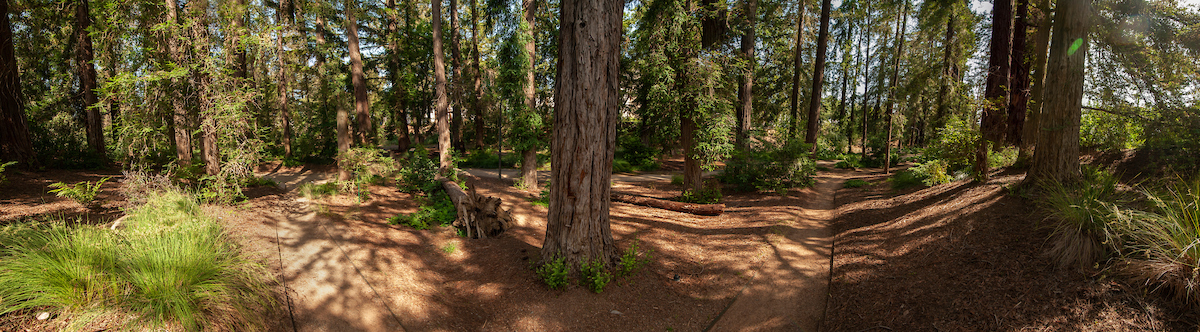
[76,0,105,160]
[387,0,411,152]
[450,0,465,152]
[519,0,540,191]
[347,1,371,146]
[542,0,621,267]
[884,1,909,173]
[735,0,756,151]
[803,0,832,152]
[1007,0,1031,147]
[788,0,808,138]
[1019,0,1051,161]
[278,0,293,159]
[1028,0,1089,185]
[166,0,191,165]
[975,0,1014,180]
[934,7,959,132]
[433,0,452,170]
[470,0,484,149]
[0,0,34,167]
[189,0,219,176]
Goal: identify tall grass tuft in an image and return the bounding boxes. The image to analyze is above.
[1110,177,1200,304]
[0,190,274,331]
[1040,166,1123,269]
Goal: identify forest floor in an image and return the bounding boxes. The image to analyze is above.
[3,151,1197,331]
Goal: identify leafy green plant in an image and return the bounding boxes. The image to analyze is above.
[0,161,16,185]
[680,187,722,204]
[457,149,519,168]
[389,190,457,230]
[530,182,551,207]
[834,154,862,169]
[1108,177,1200,303]
[670,174,684,186]
[580,259,612,293]
[536,257,569,290]
[617,241,651,278]
[924,116,980,170]
[0,191,274,331]
[843,179,870,188]
[889,171,924,190]
[48,177,111,208]
[720,140,816,193]
[910,159,953,186]
[398,151,439,193]
[339,148,400,201]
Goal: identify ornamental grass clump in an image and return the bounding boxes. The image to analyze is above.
[1109,177,1200,305]
[1039,166,1123,269]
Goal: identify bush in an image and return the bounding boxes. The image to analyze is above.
[889,171,925,190]
[298,182,339,199]
[843,179,870,188]
[0,161,16,185]
[398,151,439,194]
[579,259,612,293]
[120,170,178,207]
[1039,166,1123,269]
[1081,109,1143,151]
[617,241,651,278]
[48,177,111,208]
[457,149,519,168]
[1108,177,1200,303]
[536,257,569,290]
[339,148,400,201]
[670,174,684,186]
[0,191,274,331]
[835,154,862,169]
[680,187,722,204]
[388,190,457,230]
[720,140,816,193]
[615,139,661,172]
[910,159,953,186]
[925,116,980,170]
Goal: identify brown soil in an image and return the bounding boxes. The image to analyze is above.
[824,168,1200,331]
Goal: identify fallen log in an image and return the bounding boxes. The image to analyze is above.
[439,176,513,239]
[611,193,725,216]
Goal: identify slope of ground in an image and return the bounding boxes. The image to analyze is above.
[825,169,1199,331]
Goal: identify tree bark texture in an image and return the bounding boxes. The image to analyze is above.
[1020,0,1052,161]
[387,0,411,152]
[471,0,484,149]
[0,0,34,166]
[612,193,724,216]
[520,0,540,191]
[165,0,192,166]
[278,0,293,159]
[433,0,452,170]
[1028,0,1089,185]
[804,0,832,152]
[884,1,909,173]
[542,0,621,267]
[935,8,958,132]
[788,0,808,138]
[1006,0,1031,147]
[682,116,701,192]
[190,0,220,176]
[976,0,1014,179]
[441,177,513,238]
[76,0,104,160]
[735,0,756,152]
[347,1,371,147]
[450,0,465,152]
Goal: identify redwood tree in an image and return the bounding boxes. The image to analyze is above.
[0,0,34,167]
[542,0,621,267]
[519,0,540,191]
[975,0,1013,180]
[433,0,452,170]
[804,0,833,151]
[76,0,104,160]
[1028,0,1089,185]
[347,0,371,146]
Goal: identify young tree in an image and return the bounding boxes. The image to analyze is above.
[0,0,34,167]
[883,0,910,173]
[166,0,192,166]
[346,0,371,146]
[278,0,294,159]
[541,0,621,267]
[519,0,540,191]
[975,0,1013,180]
[1028,0,1089,185]
[804,0,833,151]
[433,0,452,170]
[735,0,756,151]
[788,0,808,138]
[76,0,104,160]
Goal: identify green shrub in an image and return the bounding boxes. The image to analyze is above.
[530,182,550,207]
[719,140,816,193]
[925,116,980,170]
[48,177,111,208]
[0,161,16,185]
[680,187,722,204]
[670,174,684,186]
[889,171,925,190]
[843,179,870,188]
[388,190,457,230]
[1039,166,1122,269]
[835,154,862,169]
[536,257,569,290]
[298,182,340,199]
[0,191,273,331]
[910,159,953,186]
[617,241,651,278]
[580,259,612,293]
[1081,109,1144,151]
[1108,177,1200,303]
[339,148,400,201]
[612,158,635,173]
[988,147,1019,169]
[615,140,661,172]
[398,151,439,193]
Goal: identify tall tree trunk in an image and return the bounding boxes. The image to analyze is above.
[735,0,756,152]
[860,1,873,155]
[0,0,34,167]
[883,1,909,174]
[1019,0,1051,162]
[450,0,466,152]
[76,0,104,160]
[347,1,371,147]
[471,0,484,149]
[388,0,411,152]
[838,23,850,154]
[803,0,832,151]
[935,8,958,132]
[433,0,452,170]
[278,0,293,159]
[231,0,247,79]
[191,0,219,176]
[788,0,808,138]
[519,0,540,190]
[542,0,621,267]
[1007,0,1030,148]
[1028,0,1088,185]
[975,0,1014,180]
[166,0,191,165]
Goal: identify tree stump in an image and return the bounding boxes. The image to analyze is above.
[439,177,513,239]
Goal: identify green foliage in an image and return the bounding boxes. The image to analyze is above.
[1107,177,1200,304]
[614,139,661,173]
[910,159,953,186]
[241,176,278,188]
[0,161,16,185]
[670,174,684,186]
[0,191,273,331]
[457,149,519,168]
[536,257,569,290]
[680,187,723,204]
[339,148,400,201]
[1039,166,1123,269]
[835,154,862,169]
[720,141,816,193]
[389,190,457,230]
[299,182,340,199]
[579,259,612,293]
[1081,109,1144,151]
[925,116,980,170]
[617,241,651,278]
[843,179,870,188]
[48,177,111,208]
[530,182,551,207]
[889,171,925,190]
[988,147,1019,169]
[398,151,440,194]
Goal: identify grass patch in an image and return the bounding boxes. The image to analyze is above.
[1039,166,1123,269]
[843,179,870,188]
[1109,177,1200,303]
[298,182,339,199]
[0,190,273,331]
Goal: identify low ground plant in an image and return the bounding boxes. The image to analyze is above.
[389,190,457,230]
[580,259,612,293]
[0,161,16,185]
[720,140,816,193]
[843,179,870,188]
[1039,166,1123,269]
[536,257,569,290]
[0,190,274,331]
[339,148,399,201]
[910,159,953,186]
[617,241,651,278]
[680,187,722,204]
[1109,177,1200,304]
[298,182,339,199]
[48,177,111,208]
[889,171,924,190]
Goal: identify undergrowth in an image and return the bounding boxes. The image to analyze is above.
[48,177,111,208]
[843,179,870,188]
[1040,165,1123,269]
[388,190,457,230]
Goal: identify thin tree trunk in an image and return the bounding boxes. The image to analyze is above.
[519,0,540,190]
[166,0,191,165]
[736,0,756,152]
[191,0,219,176]
[542,0,621,267]
[433,0,452,170]
[471,0,484,149]
[231,0,247,80]
[1028,0,1088,185]
[838,23,850,154]
[1019,0,1051,162]
[278,0,293,159]
[1007,0,1031,147]
[347,0,371,147]
[76,0,104,160]
[0,0,34,167]
[884,1,909,174]
[803,0,832,151]
[450,0,465,152]
[975,0,1014,180]
[935,9,958,132]
[857,9,867,154]
[788,0,807,138]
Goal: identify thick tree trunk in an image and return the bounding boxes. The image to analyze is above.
[612,193,725,216]
[681,115,702,192]
[1007,0,1030,147]
[883,1,909,174]
[76,0,105,160]
[471,0,484,149]
[278,0,293,159]
[190,0,219,176]
[347,1,371,147]
[441,177,513,238]
[542,0,621,267]
[519,0,540,191]
[433,0,452,170]
[735,0,756,151]
[0,0,34,167]
[1027,0,1088,185]
[975,0,1014,180]
[788,1,808,138]
[450,0,465,152]
[1019,0,1051,162]
[803,0,832,152]
[387,0,411,152]
[165,0,192,166]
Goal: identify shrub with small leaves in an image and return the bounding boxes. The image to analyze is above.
[719,140,816,193]
[48,177,111,208]
[398,151,439,193]
[580,259,612,293]
[388,190,457,230]
[0,161,16,185]
[617,241,651,278]
[910,159,953,186]
[537,257,569,290]
[680,187,722,204]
